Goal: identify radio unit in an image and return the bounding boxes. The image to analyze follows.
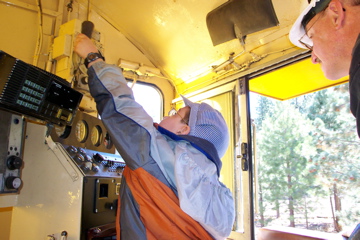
[0,50,82,126]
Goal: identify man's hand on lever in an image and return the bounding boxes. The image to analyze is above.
[74,33,104,68]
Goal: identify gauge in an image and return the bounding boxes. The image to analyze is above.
[54,125,71,139]
[91,125,103,147]
[75,120,88,143]
[104,132,113,149]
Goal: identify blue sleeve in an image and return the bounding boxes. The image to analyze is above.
[87,62,155,170]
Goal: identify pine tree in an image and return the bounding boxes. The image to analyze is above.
[306,84,360,230]
[257,100,317,227]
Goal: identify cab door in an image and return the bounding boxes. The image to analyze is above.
[228,78,255,240]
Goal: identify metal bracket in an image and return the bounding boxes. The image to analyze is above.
[45,135,80,181]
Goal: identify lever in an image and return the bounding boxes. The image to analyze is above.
[60,231,68,240]
[81,21,94,39]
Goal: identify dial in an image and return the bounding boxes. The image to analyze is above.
[54,125,71,139]
[5,176,22,189]
[104,132,113,149]
[7,156,23,170]
[91,125,102,147]
[75,120,88,143]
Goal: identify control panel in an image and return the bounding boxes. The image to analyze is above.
[63,144,125,177]
[0,110,25,193]
[51,110,126,178]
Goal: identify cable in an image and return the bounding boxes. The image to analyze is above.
[87,0,91,21]
[33,0,43,66]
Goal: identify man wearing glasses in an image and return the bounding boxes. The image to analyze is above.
[74,33,235,240]
[289,0,360,137]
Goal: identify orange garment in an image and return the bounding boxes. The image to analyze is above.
[117,166,213,240]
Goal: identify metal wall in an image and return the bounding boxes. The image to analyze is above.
[0,0,174,239]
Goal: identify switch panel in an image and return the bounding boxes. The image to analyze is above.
[0,110,25,193]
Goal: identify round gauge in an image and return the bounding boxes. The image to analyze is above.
[91,125,103,147]
[75,120,88,143]
[54,125,71,139]
[104,132,113,149]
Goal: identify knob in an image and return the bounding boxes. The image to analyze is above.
[60,230,68,240]
[81,165,90,173]
[67,146,78,155]
[102,160,112,168]
[5,176,22,189]
[74,153,85,163]
[84,154,92,162]
[105,202,115,210]
[7,156,23,170]
[105,199,118,211]
[92,165,99,173]
[78,148,86,155]
[81,162,92,173]
[93,153,104,163]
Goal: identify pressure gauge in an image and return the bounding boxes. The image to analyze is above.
[75,120,88,143]
[91,125,102,147]
[104,132,113,149]
[54,125,71,139]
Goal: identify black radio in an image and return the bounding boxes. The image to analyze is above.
[0,50,83,126]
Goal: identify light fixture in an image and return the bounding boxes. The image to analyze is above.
[118,59,161,76]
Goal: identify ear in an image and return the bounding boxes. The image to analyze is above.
[327,0,346,30]
[179,125,191,135]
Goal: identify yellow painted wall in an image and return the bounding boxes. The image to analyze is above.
[0,207,12,240]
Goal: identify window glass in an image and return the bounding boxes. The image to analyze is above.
[252,83,360,236]
[128,82,162,123]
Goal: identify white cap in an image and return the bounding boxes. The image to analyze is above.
[289,0,331,49]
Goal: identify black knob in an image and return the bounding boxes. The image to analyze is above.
[7,156,23,170]
[82,21,94,38]
[5,176,22,189]
[105,202,115,210]
[105,199,118,211]
[93,153,104,163]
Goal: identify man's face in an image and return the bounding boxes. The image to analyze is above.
[159,106,190,134]
[306,9,351,80]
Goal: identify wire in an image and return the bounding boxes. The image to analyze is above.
[33,0,43,66]
[87,0,91,21]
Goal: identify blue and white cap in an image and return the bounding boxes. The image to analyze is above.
[289,0,331,49]
[181,95,229,158]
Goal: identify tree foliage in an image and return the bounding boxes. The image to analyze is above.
[257,100,317,227]
[254,83,360,231]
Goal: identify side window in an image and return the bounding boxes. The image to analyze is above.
[128,82,163,123]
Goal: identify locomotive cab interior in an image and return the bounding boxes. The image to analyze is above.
[0,0,353,239]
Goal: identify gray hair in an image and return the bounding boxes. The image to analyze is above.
[346,0,360,6]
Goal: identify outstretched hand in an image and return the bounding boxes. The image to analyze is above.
[74,33,99,59]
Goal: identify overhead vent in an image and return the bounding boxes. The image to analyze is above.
[206,0,279,46]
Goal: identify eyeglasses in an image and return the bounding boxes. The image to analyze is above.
[168,108,188,125]
[298,4,346,51]
[298,11,325,51]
